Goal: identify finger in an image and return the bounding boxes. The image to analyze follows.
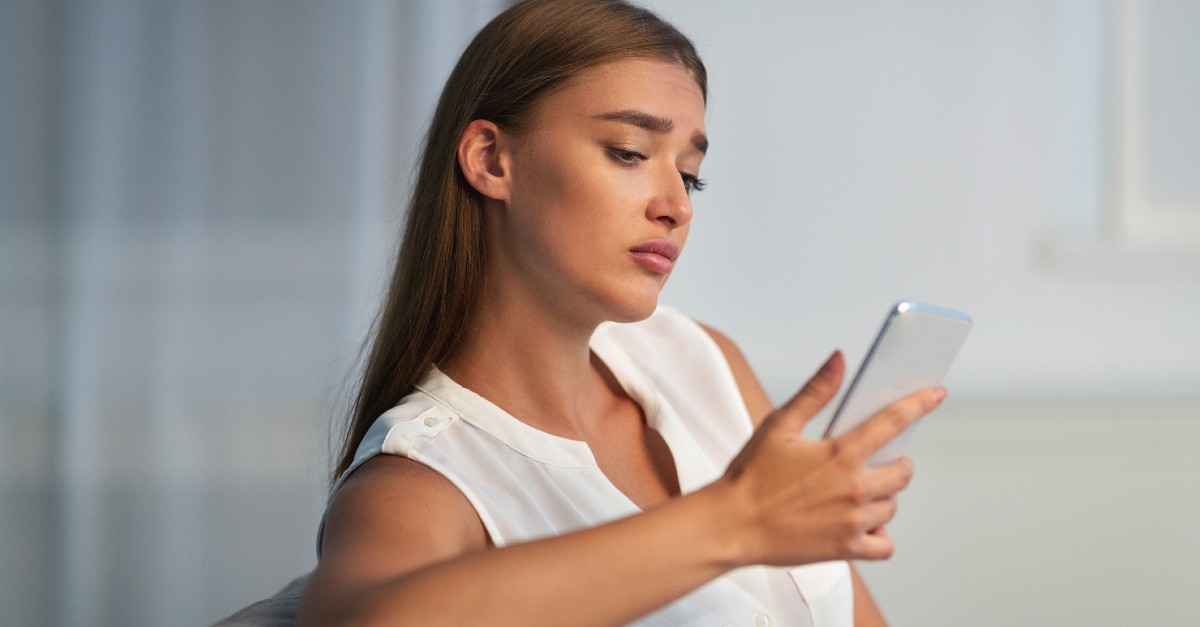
[775,350,845,430]
[840,387,945,457]
[863,456,915,499]
[853,526,896,561]
[858,495,900,532]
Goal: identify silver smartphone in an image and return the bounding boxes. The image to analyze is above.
[821,301,972,466]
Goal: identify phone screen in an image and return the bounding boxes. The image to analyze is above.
[822,301,972,465]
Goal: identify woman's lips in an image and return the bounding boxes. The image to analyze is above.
[629,238,679,274]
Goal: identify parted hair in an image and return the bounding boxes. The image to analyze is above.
[334,0,707,482]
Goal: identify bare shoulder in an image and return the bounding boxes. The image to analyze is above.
[695,322,774,427]
[320,454,488,561]
[301,454,488,622]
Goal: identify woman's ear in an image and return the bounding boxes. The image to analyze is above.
[457,119,511,202]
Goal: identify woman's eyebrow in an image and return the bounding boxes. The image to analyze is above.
[594,109,674,132]
[592,109,708,154]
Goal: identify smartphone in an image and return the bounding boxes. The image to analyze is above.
[821,301,972,466]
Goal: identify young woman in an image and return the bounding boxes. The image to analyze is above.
[298,1,945,625]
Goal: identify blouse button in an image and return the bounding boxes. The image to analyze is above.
[423,416,439,428]
[754,614,771,627]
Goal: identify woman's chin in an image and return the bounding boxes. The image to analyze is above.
[603,289,662,324]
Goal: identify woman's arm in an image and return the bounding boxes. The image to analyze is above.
[700,323,891,626]
[850,563,889,626]
[300,349,937,626]
[300,453,742,626]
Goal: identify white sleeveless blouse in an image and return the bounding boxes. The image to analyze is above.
[322,307,852,626]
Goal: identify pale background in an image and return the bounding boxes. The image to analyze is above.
[2,1,1197,625]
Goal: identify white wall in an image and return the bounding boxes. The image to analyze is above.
[648,0,1199,397]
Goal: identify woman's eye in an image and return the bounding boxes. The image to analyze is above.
[608,147,646,166]
[681,173,707,194]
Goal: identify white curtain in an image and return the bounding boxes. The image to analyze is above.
[0,1,507,625]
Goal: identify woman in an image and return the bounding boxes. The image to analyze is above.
[298,1,945,625]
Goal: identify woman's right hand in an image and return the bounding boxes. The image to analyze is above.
[717,350,946,568]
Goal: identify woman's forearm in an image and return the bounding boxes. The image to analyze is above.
[324,481,741,627]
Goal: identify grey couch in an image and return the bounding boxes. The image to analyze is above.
[212,573,310,627]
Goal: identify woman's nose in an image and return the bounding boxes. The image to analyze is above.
[648,169,693,228]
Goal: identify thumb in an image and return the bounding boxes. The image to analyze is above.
[775,350,845,431]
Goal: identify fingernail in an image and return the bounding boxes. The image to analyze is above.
[820,350,841,375]
[932,388,948,404]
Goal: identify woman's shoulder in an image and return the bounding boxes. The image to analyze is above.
[325,453,484,553]
[595,305,773,427]
[307,453,488,621]
[343,383,454,469]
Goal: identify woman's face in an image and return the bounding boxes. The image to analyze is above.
[492,57,707,325]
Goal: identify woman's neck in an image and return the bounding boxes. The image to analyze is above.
[440,286,617,440]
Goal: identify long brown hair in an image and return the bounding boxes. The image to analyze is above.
[334,0,707,482]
